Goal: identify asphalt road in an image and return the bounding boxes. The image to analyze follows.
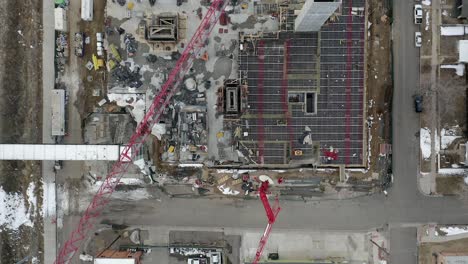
[98,0,468,261]
[58,0,468,263]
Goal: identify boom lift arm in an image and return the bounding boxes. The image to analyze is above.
[252,181,281,264]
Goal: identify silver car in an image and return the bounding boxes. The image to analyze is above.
[415,32,422,47]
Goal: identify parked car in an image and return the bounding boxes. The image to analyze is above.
[414,4,423,24]
[414,95,423,113]
[415,32,422,47]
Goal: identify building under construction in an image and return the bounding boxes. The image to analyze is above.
[225,0,366,167]
[138,12,187,52]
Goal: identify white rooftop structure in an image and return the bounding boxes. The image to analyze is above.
[51,89,66,136]
[295,0,341,32]
[81,0,94,21]
[54,8,67,31]
[459,40,468,63]
[0,144,120,161]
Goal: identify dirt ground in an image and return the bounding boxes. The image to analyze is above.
[0,0,44,262]
[435,176,465,195]
[363,0,393,178]
[419,238,468,264]
[75,0,107,117]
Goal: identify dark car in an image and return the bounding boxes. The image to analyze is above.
[414,95,423,112]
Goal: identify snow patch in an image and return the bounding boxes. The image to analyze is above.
[441,64,465,76]
[438,168,466,175]
[425,10,430,31]
[422,0,431,5]
[440,226,468,236]
[151,123,166,140]
[42,181,56,218]
[178,163,204,168]
[107,93,146,123]
[218,185,240,195]
[420,128,431,159]
[0,186,33,229]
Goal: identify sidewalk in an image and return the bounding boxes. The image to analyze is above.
[42,0,57,263]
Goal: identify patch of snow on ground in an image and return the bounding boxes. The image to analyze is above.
[425,10,430,31]
[440,26,465,36]
[107,93,146,123]
[440,226,468,236]
[151,123,166,140]
[422,0,431,5]
[27,182,37,215]
[119,178,145,185]
[441,64,465,76]
[218,185,240,195]
[439,168,466,175]
[441,127,461,150]
[42,182,56,218]
[179,163,204,168]
[0,186,33,229]
[420,128,431,159]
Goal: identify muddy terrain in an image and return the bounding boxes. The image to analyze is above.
[0,0,43,262]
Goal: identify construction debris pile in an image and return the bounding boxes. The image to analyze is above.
[55,33,68,73]
[112,65,143,88]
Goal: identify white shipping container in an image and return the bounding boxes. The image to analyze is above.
[81,0,93,21]
[54,8,67,31]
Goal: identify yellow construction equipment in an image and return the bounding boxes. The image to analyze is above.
[168,146,175,153]
[109,44,122,62]
[92,54,100,70]
[97,59,105,68]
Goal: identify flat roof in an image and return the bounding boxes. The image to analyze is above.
[51,89,66,136]
[0,144,120,161]
[238,0,365,166]
[54,8,66,31]
[460,40,468,63]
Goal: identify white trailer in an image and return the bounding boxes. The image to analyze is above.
[81,0,93,21]
[54,8,67,31]
[51,89,66,136]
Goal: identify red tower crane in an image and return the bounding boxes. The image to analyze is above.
[252,181,281,264]
[54,0,229,263]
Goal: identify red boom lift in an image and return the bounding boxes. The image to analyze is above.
[252,181,281,264]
